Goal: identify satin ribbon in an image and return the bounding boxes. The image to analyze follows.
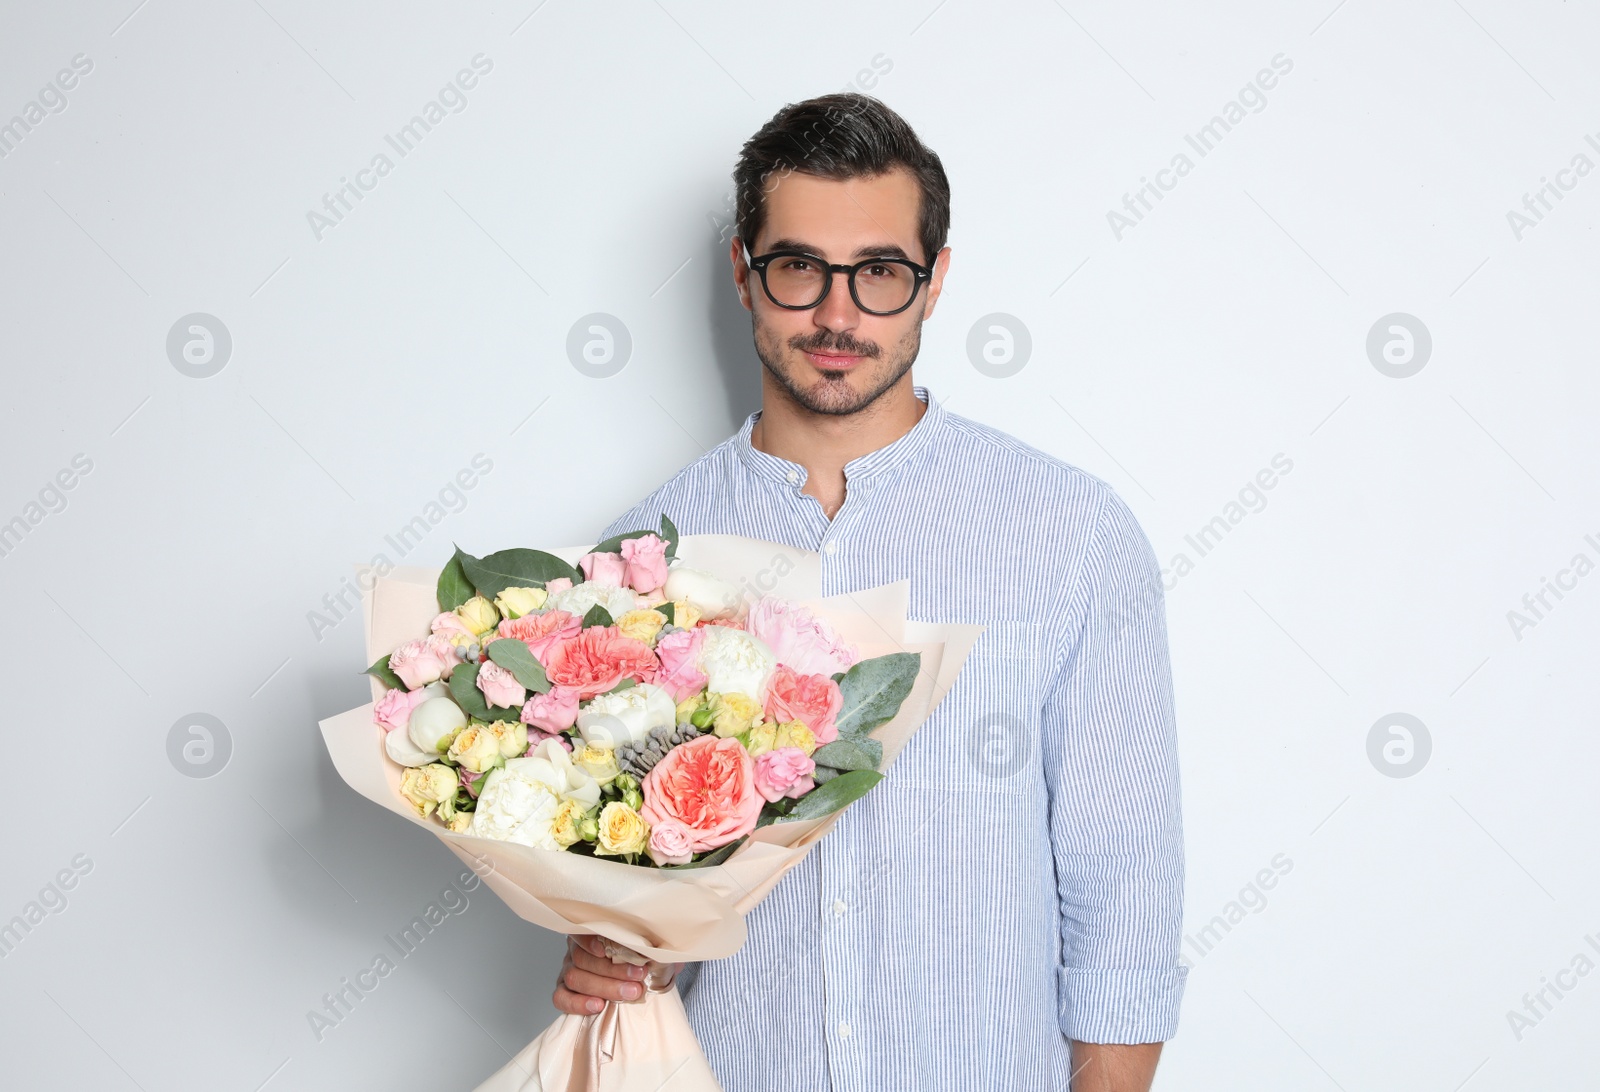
[567,965,678,1092]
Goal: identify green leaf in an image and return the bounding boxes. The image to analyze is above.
[437,547,477,611]
[781,769,884,821]
[833,652,921,738]
[659,514,679,559]
[588,513,680,560]
[485,639,551,694]
[365,655,405,691]
[814,765,842,784]
[811,737,882,773]
[658,601,675,626]
[448,663,522,720]
[582,605,614,629]
[659,835,747,870]
[459,548,581,600]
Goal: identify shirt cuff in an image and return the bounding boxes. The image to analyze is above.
[1058,963,1189,1044]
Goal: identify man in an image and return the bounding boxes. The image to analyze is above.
[553,93,1186,1092]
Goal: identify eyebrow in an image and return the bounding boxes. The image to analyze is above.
[764,237,913,262]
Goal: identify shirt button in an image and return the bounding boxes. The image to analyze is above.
[837,1021,852,1039]
[823,542,837,556]
[785,470,798,484]
[832,898,847,916]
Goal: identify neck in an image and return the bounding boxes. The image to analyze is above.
[749,371,927,519]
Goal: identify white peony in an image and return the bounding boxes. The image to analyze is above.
[385,724,439,767]
[576,683,676,747]
[662,565,742,621]
[505,738,602,810]
[547,581,640,621]
[468,769,562,849]
[408,696,467,755]
[697,625,776,702]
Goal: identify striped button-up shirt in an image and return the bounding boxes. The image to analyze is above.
[600,385,1185,1091]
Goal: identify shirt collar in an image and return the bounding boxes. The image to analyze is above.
[734,384,946,487]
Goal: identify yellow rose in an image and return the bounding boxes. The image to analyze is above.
[443,810,472,833]
[617,608,668,646]
[594,801,649,857]
[399,763,459,818]
[482,719,528,759]
[740,721,778,757]
[710,692,762,738]
[456,596,501,636]
[447,726,504,773]
[550,799,588,848]
[494,586,547,620]
[773,720,817,756]
[675,694,703,725]
[670,599,701,629]
[573,742,620,784]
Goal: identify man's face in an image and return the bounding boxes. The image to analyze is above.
[732,167,949,416]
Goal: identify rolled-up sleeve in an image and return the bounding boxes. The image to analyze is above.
[1040,487,1187,1044]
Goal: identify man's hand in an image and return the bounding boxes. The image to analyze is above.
[551,935,682,1016]
[1070,1041,1163,1092]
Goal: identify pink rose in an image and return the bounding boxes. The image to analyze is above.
[430,611,475,642]
[646,817,696,866]
[578,552,628,587]
[764,664,845,744]
[652,627,708,702]
[746,597,858,678]
[543,626,659,700]
[620,534,670,594]
[388,637,459,689]
[521,686,580,732]
[545,577,573,595]
[641,735,763,853]
[498,609,581,664]
[752,747,817,803]
[476,660,526,710]
[372,686,428,732]
[459,766,488,798]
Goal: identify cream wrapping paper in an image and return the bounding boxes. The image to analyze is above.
[317,535,983,1092]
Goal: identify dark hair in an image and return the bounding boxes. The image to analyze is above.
[733,93,950,268]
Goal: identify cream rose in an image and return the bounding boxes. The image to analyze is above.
[573,742,621,784]
[456,596,501,636]
[399,763,458,818]
[550,798,589,847]
[494,586,547,620]
[662,566,741,621]
[446,726,504,774]
[484,719,528,759]
[594,801,649,858]
[616,608,667,646]
[709,691,763,738]
[575,683,677,747]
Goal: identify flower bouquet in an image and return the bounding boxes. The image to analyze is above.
[317,518,982,1091]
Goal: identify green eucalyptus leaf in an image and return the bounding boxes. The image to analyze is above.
[448,663,512,721]
[582,605,614,629]
[811,737,883,773]
[437,548,477,611]
[365,656,405,691]
[658,514,679,559]
[658,601,675,626]
[834,652,921,737]
[459,548,581,600]
[780,769,884,821]
[485,639,551,694]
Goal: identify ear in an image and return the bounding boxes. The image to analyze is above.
[921,246,952,320]
[729,236,754,312]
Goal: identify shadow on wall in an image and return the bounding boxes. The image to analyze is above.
[702,230,761,429]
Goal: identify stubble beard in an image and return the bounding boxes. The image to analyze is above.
[752,307,924,418]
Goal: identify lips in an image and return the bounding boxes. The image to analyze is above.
[804,350,864,370]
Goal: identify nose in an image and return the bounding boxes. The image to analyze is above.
[811,269,861,334]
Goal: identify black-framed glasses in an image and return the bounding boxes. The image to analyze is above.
[742,242,932,316]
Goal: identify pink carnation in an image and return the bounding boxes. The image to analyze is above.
[578,552,627,587]
[476,660,526,711]
[388,636,459,689]
[746,597,857,677]
[497,609,581,664]
[752,747,817,803]
[524,730,573,755]
[521,686,580,732]
[620,534,670,595]
[372,686,428,732]
[640,735,763,853]
[543,626,658,700]
[652,627,708,702]
[764,664,845,744]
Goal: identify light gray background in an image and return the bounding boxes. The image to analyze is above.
[2,2,1596,1089]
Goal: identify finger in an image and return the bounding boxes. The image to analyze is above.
[552,984,607,1016]
[561,965,648,1004]
[570,945,646,980]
